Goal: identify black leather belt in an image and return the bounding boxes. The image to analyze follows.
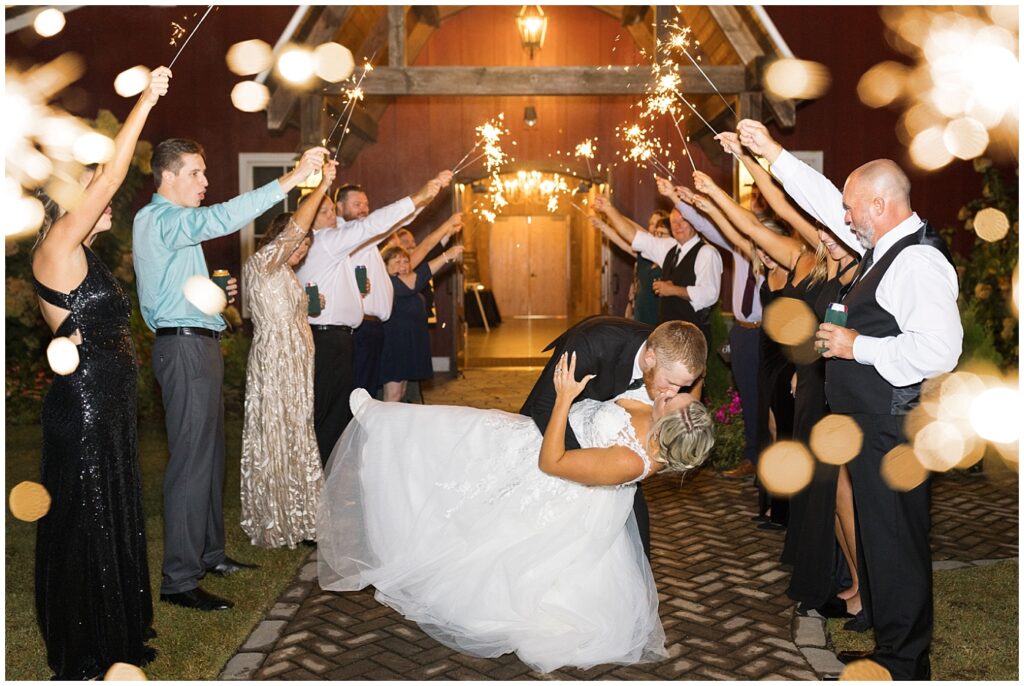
[156,326,222,340]
[311,324,354,332]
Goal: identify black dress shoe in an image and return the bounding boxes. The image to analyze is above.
[842,610,871,632]
[837,649,874,664]
[205,556,259,576]
[160,587,233,611]
[750,513,769,522]
[301,539,318,548]
[758,521,786,531]
[798,597,854,619]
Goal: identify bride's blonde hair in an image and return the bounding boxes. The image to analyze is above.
[648,401,715,474]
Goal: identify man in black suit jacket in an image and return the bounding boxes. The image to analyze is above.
[521,316,708,557]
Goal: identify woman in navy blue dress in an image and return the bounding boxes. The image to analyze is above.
[379,214,464,402]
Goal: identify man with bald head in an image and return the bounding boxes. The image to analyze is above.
[736,119,961,680]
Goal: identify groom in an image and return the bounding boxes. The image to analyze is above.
[521,316,707,557]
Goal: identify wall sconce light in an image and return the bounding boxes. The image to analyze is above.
[524,105,538,128]
[516,5,547,59]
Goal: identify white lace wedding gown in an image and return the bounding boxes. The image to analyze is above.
[317,387,667,673]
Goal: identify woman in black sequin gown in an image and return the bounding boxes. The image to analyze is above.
[30,67,170,680]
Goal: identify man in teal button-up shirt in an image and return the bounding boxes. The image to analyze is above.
[133,138,327,611]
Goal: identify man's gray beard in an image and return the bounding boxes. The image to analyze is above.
[855,226,874,250]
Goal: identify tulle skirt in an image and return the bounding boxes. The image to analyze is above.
[316,389,667,673]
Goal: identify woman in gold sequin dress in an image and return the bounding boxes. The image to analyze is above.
[240,162,335,548]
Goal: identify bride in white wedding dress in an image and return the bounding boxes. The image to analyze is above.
[317,352,714,673]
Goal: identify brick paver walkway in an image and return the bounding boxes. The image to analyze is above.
[224,370,1018,680]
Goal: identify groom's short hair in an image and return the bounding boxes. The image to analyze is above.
[647,321,707,377]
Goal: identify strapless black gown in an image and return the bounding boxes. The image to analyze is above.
[33,247,155,680]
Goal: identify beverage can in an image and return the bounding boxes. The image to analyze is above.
[305,282,321,316]
[211,269,231,294]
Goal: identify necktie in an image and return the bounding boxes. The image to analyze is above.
[740,266,756,318]
[627,378,644,391]
[840,248,873,302]
[664,245,680,274]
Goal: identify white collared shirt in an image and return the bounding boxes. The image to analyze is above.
[295,196,415,327]
[631,232,723,311]
[771,150,962,386]
[676,200,764,323]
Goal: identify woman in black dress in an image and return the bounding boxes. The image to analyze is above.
[379,214,464,402]
[30,67,170,679]
[710,132,863,621]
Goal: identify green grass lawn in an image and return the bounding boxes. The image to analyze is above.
[5,420,310,680]
[828,560,1019,680]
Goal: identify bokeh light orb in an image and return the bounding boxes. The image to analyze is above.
[33,8,66,38]
[47,336,80,376]
[970,386,1023,444]
[8,193,46,237]
[72,132,115,165]
[226,39,274,76]
[809,415,863,465]
[277,47,316,85]
[908,126,953,171]
[764,59,831,100]
[942,117,989,160]
[313,42,355,83]
[230,81,271,113]
[104,662,148,680]
[763,297,818,347]
[913,419,965,472]
[856,61,907,108]
[972,207,1010,242]
[881,444,928,492]
[183,275,227,316]
[757,441,814,497]
[114,66,151,98]
[8,481,52,522]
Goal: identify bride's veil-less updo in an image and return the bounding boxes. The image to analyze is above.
[648,401,715,474]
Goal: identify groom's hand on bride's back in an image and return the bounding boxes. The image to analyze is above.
[552,352,595,402]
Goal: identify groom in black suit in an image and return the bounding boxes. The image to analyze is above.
[521,316,707,557]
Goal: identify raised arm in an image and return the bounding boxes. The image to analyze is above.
[42,67,171,253]
[589,216,635,256]
[259,161,338,273]
[715,132,820,249]
[426,244,465,276]
[592,195,642,244]
[410,212,462,269]
[692,171,804,270]
[538,353,647,486]
[688,192,755,262]
[294,160,336,230]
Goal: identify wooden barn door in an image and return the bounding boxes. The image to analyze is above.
[490,215,568,318]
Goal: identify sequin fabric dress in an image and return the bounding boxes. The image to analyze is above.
[33,246,155,680]
[240,221,323,548]
[317,387,667,673]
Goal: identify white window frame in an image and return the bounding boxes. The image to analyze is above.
[238,152,298,318]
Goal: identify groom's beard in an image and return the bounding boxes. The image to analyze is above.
[641,367,657,401]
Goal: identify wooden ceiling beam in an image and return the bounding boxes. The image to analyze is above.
[325,65,748,97]
[266,5,352,131]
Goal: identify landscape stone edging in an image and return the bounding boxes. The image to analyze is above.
[220,551,318,680]
[795,557,1019,680]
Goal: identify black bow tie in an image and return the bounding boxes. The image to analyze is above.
[627,378,644,391]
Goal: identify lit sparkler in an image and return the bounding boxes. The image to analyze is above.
[574,138,596,179]
[168,6,215,69]
[617,123,676,180]
[663,20,737,119]
[325,54,376,160]
[452,114,512,175]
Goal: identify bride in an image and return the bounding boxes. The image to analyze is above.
[317,352,714,673]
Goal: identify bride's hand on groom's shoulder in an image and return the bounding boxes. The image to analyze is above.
[553,351,595,402]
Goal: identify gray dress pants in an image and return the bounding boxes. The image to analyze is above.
[152,334,226,594]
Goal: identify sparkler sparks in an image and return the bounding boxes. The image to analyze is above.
[325,55,375,159]
[452,114,512,175]
[574,138,597,179]
[168,6,214,69]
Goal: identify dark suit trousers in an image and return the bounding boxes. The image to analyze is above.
[848,413,932,681]
[353,318,385,396]
[152,335,226,594]
[312,327,355,465]
[728,325,761,464]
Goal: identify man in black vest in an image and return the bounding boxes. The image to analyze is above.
[737,119,962,680]
[521,316,707,559]
[593,196,722,348]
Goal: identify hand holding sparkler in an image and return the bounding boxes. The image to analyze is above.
[279,146,329,192]
[714,131,744,157]
[691,171,722,198]
[142,67,172,107]
[655,176,681,204]
[675,185,698,205]
[736,119,783,163]
[411,170,453,208]
[319,159,338,191]
[591,195,613,216]
[691,193,715,215]
[441,211,464,239]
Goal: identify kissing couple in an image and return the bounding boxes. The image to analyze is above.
[317,315,713,672]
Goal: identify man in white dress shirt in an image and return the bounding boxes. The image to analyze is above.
[295,171,452,463]
[655,177,764,479]
[593,196,723,351]
[737,119,961,680]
